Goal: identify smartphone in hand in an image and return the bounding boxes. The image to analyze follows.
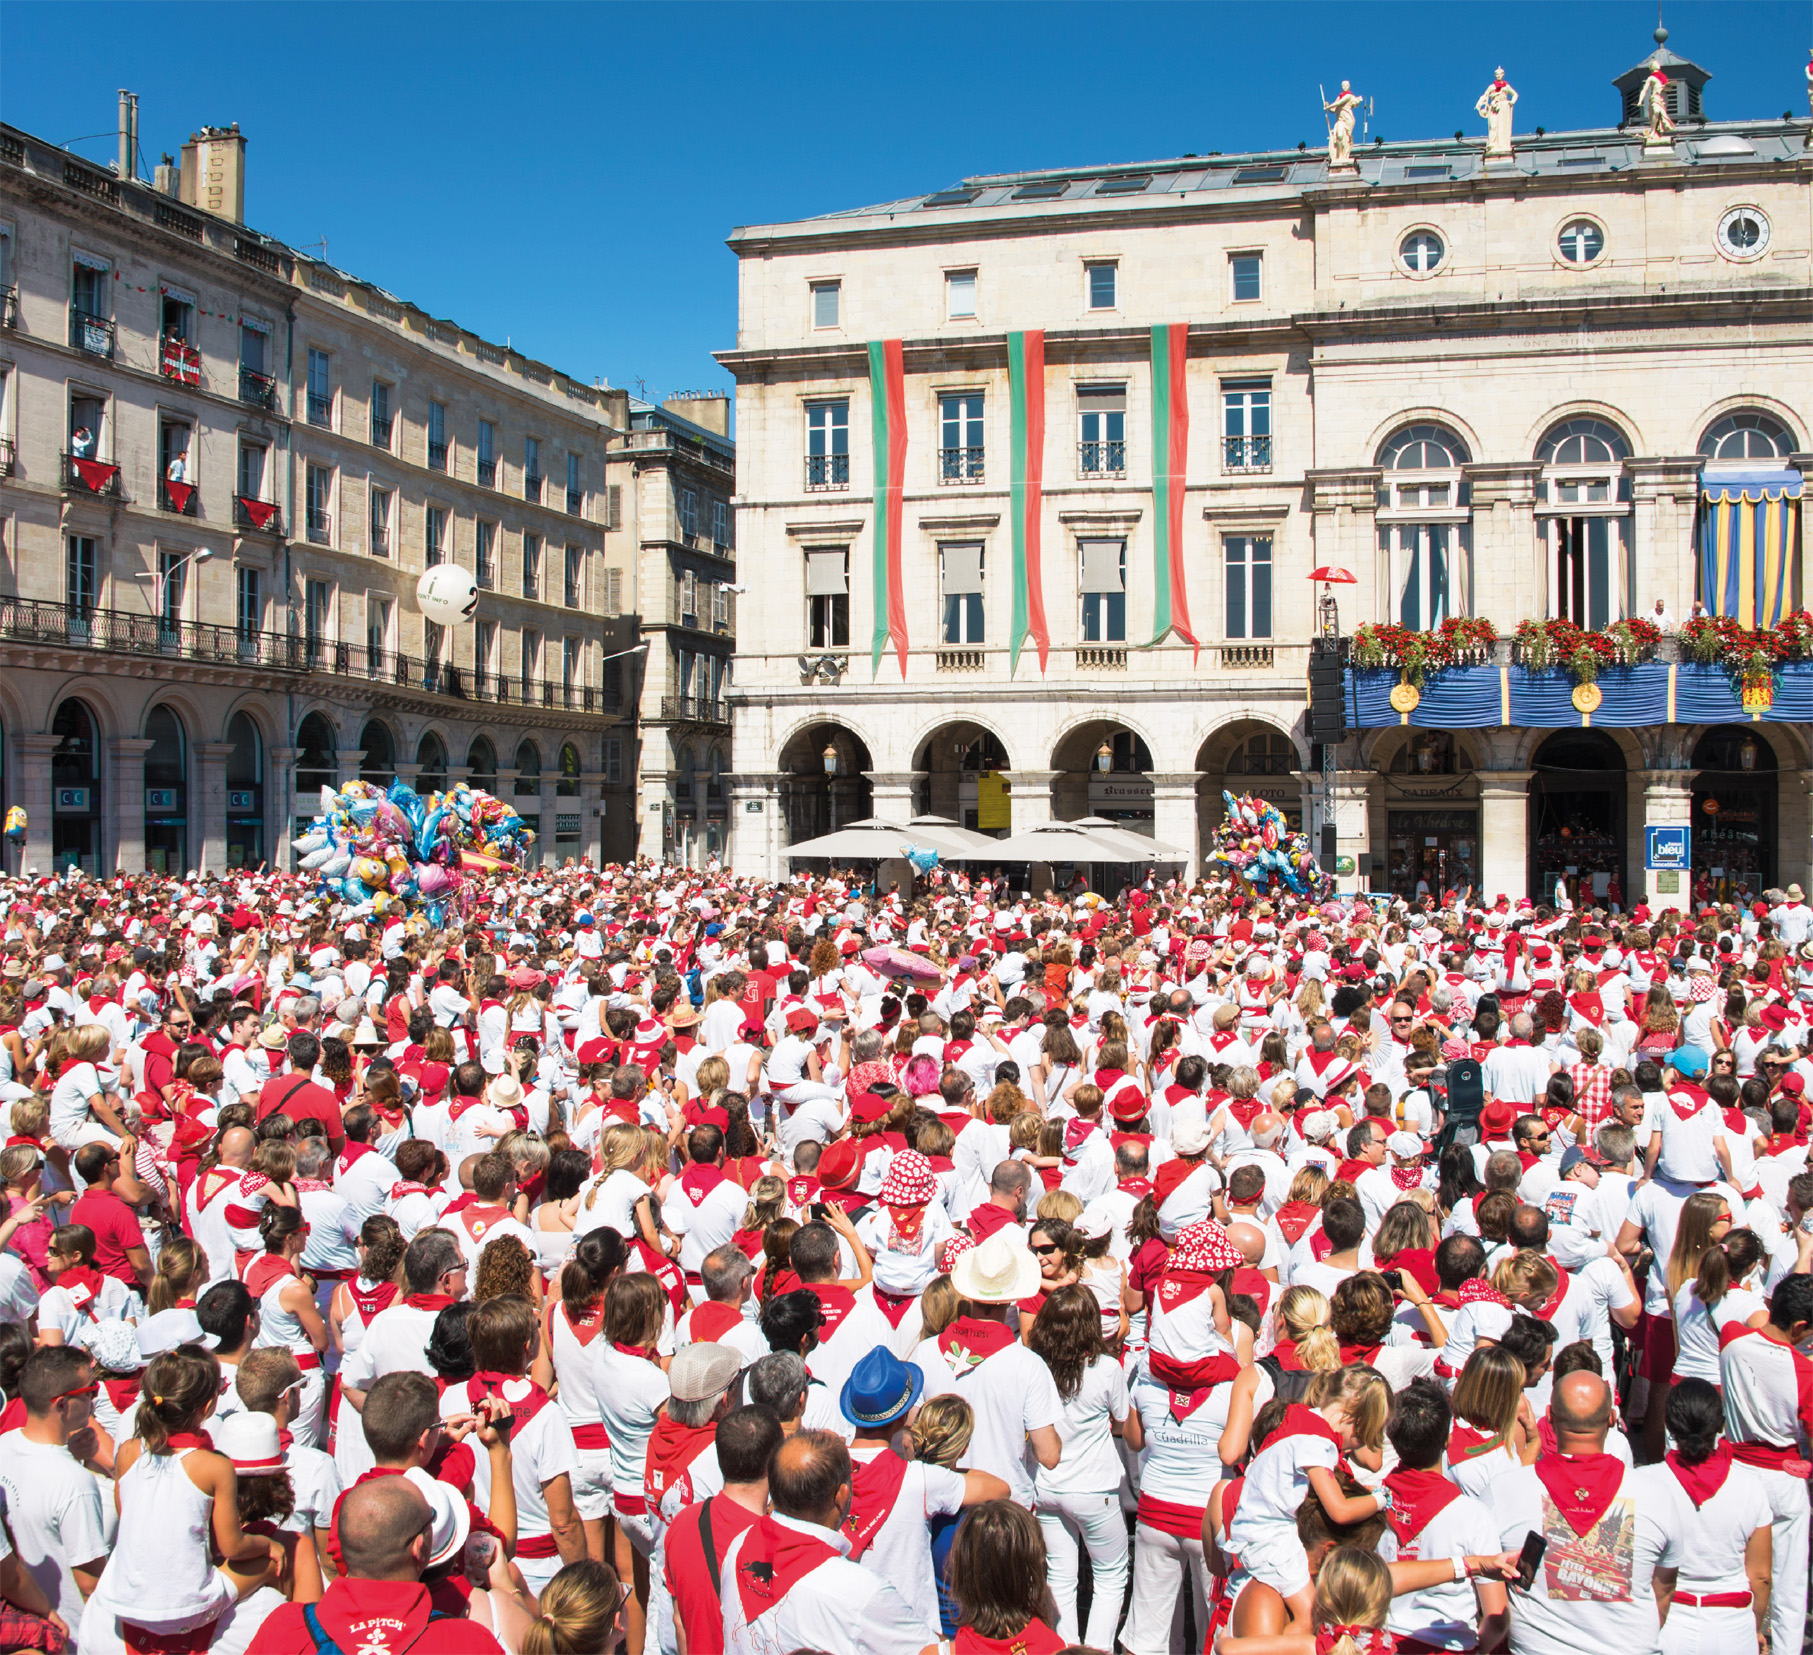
[1513,1530,1546,1592]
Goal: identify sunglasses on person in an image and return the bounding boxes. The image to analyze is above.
[1031,1242,1061,1256]
[53,1382,98,1402]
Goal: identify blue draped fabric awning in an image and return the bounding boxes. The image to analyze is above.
[1697,468,1802,629]
[1348,662,1813,728]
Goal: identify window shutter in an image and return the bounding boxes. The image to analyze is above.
[1079,538,1125,594]
[713,584,729,626]
[681,570,697,614]
[604,738,623,784]
[605,484,622,530]
[604,567,623,614]
[941,543,984,595]
[806,549,848,596]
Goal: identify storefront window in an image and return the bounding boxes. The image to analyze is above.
[1691,727,1775,903]
[1530,730,1626,910]
[225,712,263,869]
[1387,810,1477,901]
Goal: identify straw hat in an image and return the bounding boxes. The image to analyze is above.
[950,1231,1040,1303]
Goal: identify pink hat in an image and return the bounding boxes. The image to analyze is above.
[1169,1220,1244,1275]
[878,1150,937,1208]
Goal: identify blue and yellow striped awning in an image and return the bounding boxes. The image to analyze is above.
[1699,468,1802,628]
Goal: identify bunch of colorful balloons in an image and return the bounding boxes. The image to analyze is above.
[291,779,536,921]
[1206,790,1332,899]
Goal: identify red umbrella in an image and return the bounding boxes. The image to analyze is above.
[1307,566,1358,583]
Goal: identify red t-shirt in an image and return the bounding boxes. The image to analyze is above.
[139,1031,178,1098]
[245,1579,503,1655]
[256,1073,344,1140]
[67,1188,143,1287]
[662,1495,762,1655]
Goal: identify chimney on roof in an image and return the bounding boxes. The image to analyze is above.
[179,123,246,223]
[153,154,180,197]
[117,91,138,183]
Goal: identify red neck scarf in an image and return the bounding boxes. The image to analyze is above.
[310,1579,438,1655]
[55,1264,106,1316]
[687,1301,743,1344]
[1666,1442,1734,1508]
[403,1292,454,1313]
[644,1411,718,1509]
[952,1622,1066,1655]
[680,1161,728,1204]
[1274,1200,1319,1244]
[164,1431,214,1452]
[732,1515,841,1623]
[937,1314,1016,1375]
[1314,1630,1396,1655]
[1448,1422,1508,1462]
[1381,1465,1462,1547]
[843,1444,911,1560]
[1532,1450,1625,1537]
[1261,1402,1345,1459]
[967,1201,1018,1243]
[101,1374,142,1415]
[350,1278,400,1321]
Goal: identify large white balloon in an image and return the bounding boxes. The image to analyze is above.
[416,563,480,625]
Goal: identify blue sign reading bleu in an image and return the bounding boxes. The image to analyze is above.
[1645,825,1690,871]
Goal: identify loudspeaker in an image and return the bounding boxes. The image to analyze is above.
[1307,639,1348,742]
[1320,824,1337,871]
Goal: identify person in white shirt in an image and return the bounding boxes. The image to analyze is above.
[0,1345,110,1641]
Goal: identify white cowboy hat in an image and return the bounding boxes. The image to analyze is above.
[950,1231,1040,1303]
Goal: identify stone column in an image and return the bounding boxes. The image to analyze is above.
[1332,769,1375,895]
[109,738,155,875]
[334,748,366,789]
[1465,464,1540,625]
[392,763,423,791]
[1639,769,1697,911]
[270,747,299,868]
[446,765,473,790]
[15,734,59,877]
[540,778,561,866]
[1148,773,1200,880]
[863,771,924,827]
[729,772,784,881]
[195,742,236,876]
[1005,770,1058,833]
[580,772,606,868]
[1478,771,1535,905]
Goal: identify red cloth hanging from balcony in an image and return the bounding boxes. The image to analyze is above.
[72,458,119,492]
[164,480,194,515]
[239,498,277,530]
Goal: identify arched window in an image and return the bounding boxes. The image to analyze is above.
[359,720,395,787]
[1537,419,1632,629]
[50,699,101,872]
[225,712,264,869]
[1699,411,1795,463]
[296,712,336,793]
[1227,732,1296,776]
[1390,732,1460,775]
[144,707,188,875]
[1376,424,1471,630]
[144,707,186,791]
[708,749,726,802]
[416,732,448,792]
[557,743,580,797]
[514,740,540,797]
[467,736,497,792]
[676,748,696,803]
[51,700,99,791]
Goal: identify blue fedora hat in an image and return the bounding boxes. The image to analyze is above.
[839,1344,924,1430]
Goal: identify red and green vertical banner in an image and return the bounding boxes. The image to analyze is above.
[1149,322,1199,659]
[869,338,908,678]
[1008,329,1049,674]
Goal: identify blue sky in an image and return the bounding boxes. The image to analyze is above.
[2,2,1805,406]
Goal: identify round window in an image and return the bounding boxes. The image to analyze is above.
[1557,220,1604,264]
[1400,230,1445,274]
[1717,206,1769,260]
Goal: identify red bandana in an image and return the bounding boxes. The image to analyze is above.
[1532,1450,1625,1537]
[937,1314,1016,1374]
[349,1279,400,1321]
[953,1622,1067,1655]
[1665,1442,1735,1508]
[1381,1465,1462,1547]
[1315,1630,1395,1655]
[644,1412,719,1511]
[842,1445,911,1560]
[733,1515,841,1622]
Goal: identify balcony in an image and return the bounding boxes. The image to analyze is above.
[1224,434,1273,473]
[69,309,114,358]
[239,366,277,410]
[661,695,729,726]
[306,391,332,428]
[478,458,497,488]
[159,477,199,516]
[1217,643,1275,669]
[155,201,202,242]
[937,649,984,672]
[0,439,12,477]
[305,510,332,546]
[62,452,121,498]
[370,524,390,558]
[234,496,283,536]
[1078,440,1127,478]
[939,446,985,484]
[466,669,620,715]
[428,440,448,473]
[565,580,582,610]
[1,596,302,673]
[524,472,543,503]
[1074,646,1127,669]
[566,486,583,516]
[371,414,394,450]
[160,333,201,387]
[476,556,495,590]
[806,453,850,490]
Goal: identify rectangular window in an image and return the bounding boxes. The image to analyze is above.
[679,569,698,620]
[369,488,391,557]
[367,594,392,662]
[428,402,447,471]
[940,393,984,482]
[605,483,622,530]
[1230,253,1263,302]
[946,270,977,319]
[811,280,840,329]
[370,380,392,449]
[603,567,624,615]
[1380,522,1470,630]
[158,548,186,630]
[1078,537,1126,642]
[1222,378,1272,471]
[475,619,496,681]
[237,439,266,500]
[305,579,332,647]
[521,532,540,599]
[306,348,332,427]
[160,419,193,489]
[238,320,268,375]
[566,452,582,515]
[1086,261,1117,310]
[521,627,540,696]
[1224,535,1273,639]
[476,521,496,588]
[806,400,850,488]
[71,255,108,319]
[711,499,730,547]
[477,419,496,487]
[565,544,583,608]
[524,436,542,502]
[603,738,623,784]
[562,636,580,690]
[940,543,985,644]
[65,536,97,618]
[806,547,850,648]
[425,505,446,566]
[679,488,698,537]
[236,566,261,637]
[306,465,332,544]
[69,391,106,455]
[424,618,444,673]
[1077,386,1127,475]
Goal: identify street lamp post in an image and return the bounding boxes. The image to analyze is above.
[134,545,213,636]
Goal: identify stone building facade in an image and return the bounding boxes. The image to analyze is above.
[0,116,641,875]
[718,35,1813,903]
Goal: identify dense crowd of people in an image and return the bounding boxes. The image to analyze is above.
[0,853,1806,1655]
